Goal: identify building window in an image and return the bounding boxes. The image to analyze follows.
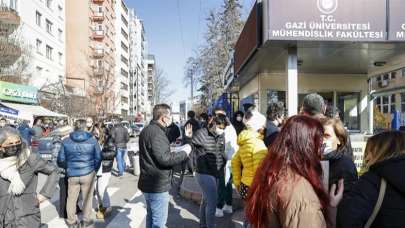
[46,0,52,9]
[58,52,62,64]
[121,55,128,66]
[391,94,396,113]
[36,66,43,77]
[391,71,397,80]
[46,45,53,60]
[121,41,128,53]
[36,39,42,54]
[402,69,405,77]
[58,29,63,41]
[46,19,53,34]
[401,93,405,112]
[121,68,128,77]
[58,5,63,18]
[121,15,128,27]
[36,11,42,27]
[121,28,128,40]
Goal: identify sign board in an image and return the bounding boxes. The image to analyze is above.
[352,141,367,172]
[268,0,387,42]
[388,0,405,41]
[0,81,38,104]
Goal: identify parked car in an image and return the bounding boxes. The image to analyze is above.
[134,122,145,132]
[32,126,73,163]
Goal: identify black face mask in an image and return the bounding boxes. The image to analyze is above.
[0,144,22,158]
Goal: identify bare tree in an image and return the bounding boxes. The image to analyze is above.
[154,66,174,104]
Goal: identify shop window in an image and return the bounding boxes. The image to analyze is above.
[267,90,286,105]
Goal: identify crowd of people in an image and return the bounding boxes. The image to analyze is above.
[0,92,404,228]
[138,93,405,228]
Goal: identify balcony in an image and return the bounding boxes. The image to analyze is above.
[92,11,104,21]
[0,7,20,36]
[92,0,105,4]
[0,39,21,67]
[93,47,104,58]
[93,67,104,77]
[92,29,104,40]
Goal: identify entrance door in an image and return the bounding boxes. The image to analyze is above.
[337,92,360,131]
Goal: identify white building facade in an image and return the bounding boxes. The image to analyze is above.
[128,9,149,120]
[114,0,130,116]
[9,0,65,89]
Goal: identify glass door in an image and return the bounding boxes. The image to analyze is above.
[337,92,360,130]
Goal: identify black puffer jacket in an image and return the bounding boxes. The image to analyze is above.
[337,156,405,228]
[323,148,358,194]
[192,127,225,178]
[101,136,116,173]
[138,121,189,193]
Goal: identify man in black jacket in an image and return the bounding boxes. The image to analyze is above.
[138,104,192,228]
[111,121,129,176]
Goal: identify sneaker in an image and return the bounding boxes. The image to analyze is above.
[215,208,224,217]
[223,204,233,214]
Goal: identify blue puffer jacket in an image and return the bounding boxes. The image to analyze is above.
[18,123,35,145]
[57,130,102,177]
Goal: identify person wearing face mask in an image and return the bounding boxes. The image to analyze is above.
[231,110,267,228]
[138,104,193,228]
[191,114,228,228]
[264,101,285,147]
[232,111,246,136]
[0,127,59,228]
[320,117,358,195]
[0,118,7,129]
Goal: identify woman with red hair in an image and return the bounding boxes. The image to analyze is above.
[246,115,343,228]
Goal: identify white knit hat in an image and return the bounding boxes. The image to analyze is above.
[245,110,267,132]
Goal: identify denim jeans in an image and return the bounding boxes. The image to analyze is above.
[116,148,126,176]
[195,173,218,228]
[143,192,170,228]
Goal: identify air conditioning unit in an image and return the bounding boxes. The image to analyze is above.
[379,80,389,88]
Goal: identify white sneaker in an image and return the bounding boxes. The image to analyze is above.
[215,208,224,217]
[223,205,233,214]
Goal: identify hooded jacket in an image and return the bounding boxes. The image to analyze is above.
[18,123,35,146]
[231,129,267,188]
[337,156,405,228]
[57,130,102,177]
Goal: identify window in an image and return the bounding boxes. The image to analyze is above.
[402,69,405,77]
[46,0,52,9]
[58,52,62,64]
[58,5,63,18]
[121,96,128,104]
[46,19,53,34]
[391,71,397,80]
[121,68,128,77]
[391,94,396,113]
[121,41,128,53]
[36,39,42,54]
[36,11,42,27]
[36,66,43,77]
[121,55,128,66]
[379,95,396,114]
[96,59,103,68]
[121,28,128,40]
[58,29,63,41]
[383,74,389,80]
[46,45,53,60]
[401,93,405,112]
[121,82,128,90]
[121,15,128,27]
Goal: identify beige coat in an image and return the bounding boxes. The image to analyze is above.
[265,171,327,228]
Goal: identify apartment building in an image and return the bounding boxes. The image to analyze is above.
[4,0,66,89]
[146,54,156,106]
[128,9,148,119]
[114,0,130,117]
[66,0,116,117]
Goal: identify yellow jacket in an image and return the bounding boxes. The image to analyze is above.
[232,129,268,188]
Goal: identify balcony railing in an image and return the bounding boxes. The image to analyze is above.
[92,0,105,4]
[92,29,104,39]
[0,7,20,36]
[93,67,104,76]
[92,11,104,21]
[93,48,104,58]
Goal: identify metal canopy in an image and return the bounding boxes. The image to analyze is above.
[238,41,405,85]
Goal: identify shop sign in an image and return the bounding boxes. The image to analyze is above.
[0,81,38,104]
[268,0,387,42]
[388,0,405,41]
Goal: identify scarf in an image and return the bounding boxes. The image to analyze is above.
[0,148,30,196]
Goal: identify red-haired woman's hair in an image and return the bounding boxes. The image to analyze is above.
[245,115,329,227]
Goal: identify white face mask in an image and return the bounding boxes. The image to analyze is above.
[86,122,93,128]
[215,128,225,135]
[323,139,335,155]
[236,116,243,122]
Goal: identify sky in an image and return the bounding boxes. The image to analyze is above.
[126,0,256,112]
